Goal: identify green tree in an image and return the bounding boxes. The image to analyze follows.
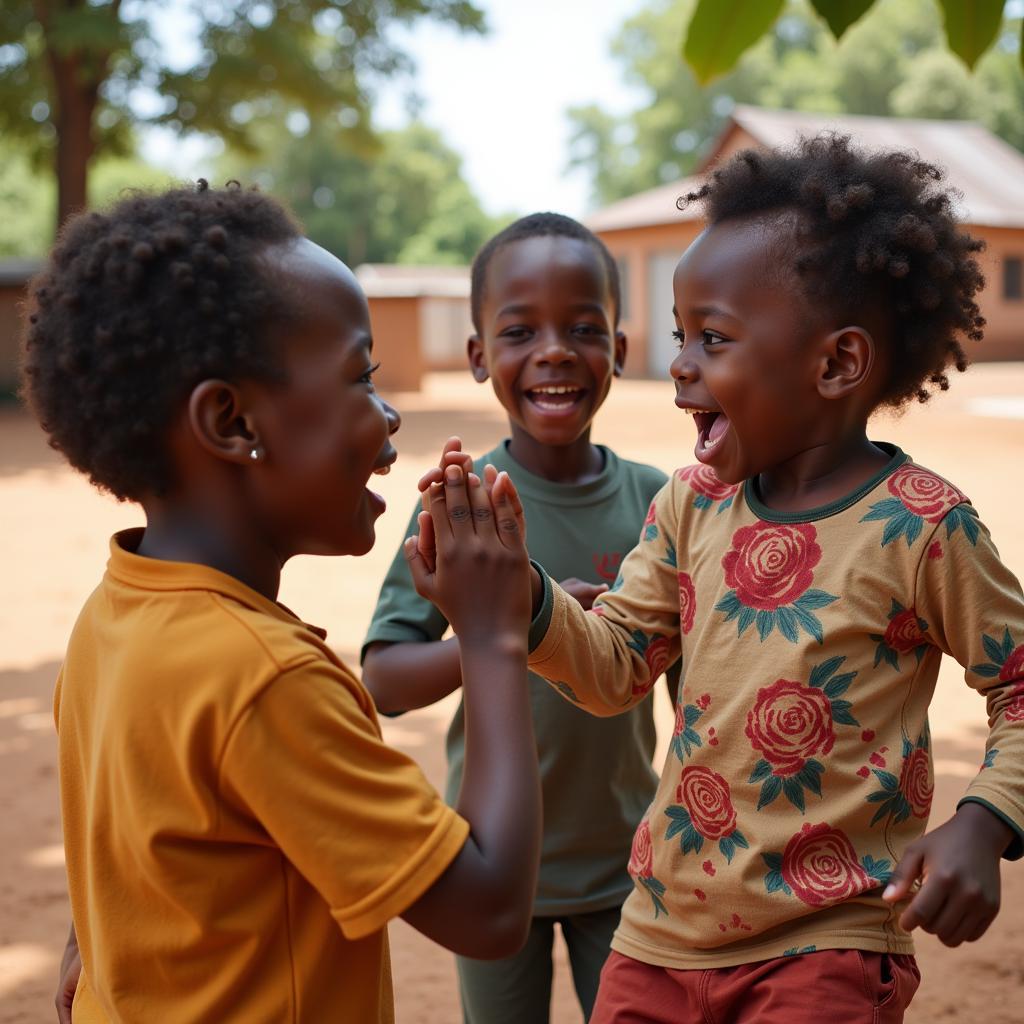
[569,0,1023,207]
[0,0,485,231]
[222,119,501,266]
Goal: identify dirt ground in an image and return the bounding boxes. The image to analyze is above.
[2,366,1024,1023]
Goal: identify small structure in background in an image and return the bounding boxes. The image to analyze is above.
[356,264,472,392]
[590,106,1024,379]
[0,261,42,399]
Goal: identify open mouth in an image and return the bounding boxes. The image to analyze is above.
[525,384,587,414]
[683,407,731,456]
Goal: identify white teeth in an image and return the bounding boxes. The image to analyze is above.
[373,464,391,475]
[683,407,715,415]
[702,435,721,450]
[532,385,580,395]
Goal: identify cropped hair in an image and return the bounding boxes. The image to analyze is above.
[680,133,986,406]
[20,181,302,501]
[470,212,621,331]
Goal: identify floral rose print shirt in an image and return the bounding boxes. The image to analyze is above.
[528,444,1024,969]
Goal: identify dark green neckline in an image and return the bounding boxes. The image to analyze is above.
[742,443,909,523]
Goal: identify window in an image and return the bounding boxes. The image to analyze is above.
[616,256,631,321]
[1005,256,1023,301]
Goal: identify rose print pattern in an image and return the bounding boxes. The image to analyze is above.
[762,823,889,907]
[625,630,672,698]
[865,729,932,825]
[678,572,697,635]
[871,598,930,671]
[642,500,659,542]
[970,627,1024,723]
[676,463,738,513]
[672,695,706,760]
[861,466,978,546]
[746,657,859,812]
[628,819,668,918]
[665,766,749,864]
[716,521,838,643]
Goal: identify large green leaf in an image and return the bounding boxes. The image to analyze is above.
[809,0,877,39]
[937,0,1006,69]
[681,0,785,84]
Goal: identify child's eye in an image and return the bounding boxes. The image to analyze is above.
[702,330,728,346]
[499,327,531,342]
[359,362,380,385]
[671,329,685,349]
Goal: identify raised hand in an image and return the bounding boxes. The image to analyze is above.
[405,463,530,645]
[559,577,609,610]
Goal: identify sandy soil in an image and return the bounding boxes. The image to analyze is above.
[2,366,1024,1023]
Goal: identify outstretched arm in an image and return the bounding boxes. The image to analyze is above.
[398,464,541,957]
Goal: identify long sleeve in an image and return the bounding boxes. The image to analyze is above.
[914,505,1024,858]
[529,480,683,715]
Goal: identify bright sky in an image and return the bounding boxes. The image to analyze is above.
[143,0,647,219]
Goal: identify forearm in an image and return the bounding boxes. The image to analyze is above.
[401,638,540,957]
[362,639,462,714]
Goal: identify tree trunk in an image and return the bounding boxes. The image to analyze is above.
[52,54,98,230]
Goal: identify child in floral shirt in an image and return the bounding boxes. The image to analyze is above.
[429,136,1024,1022]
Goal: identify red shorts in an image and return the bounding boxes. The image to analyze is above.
[591,948,920,1024]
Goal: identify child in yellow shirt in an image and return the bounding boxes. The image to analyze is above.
[22,182,540,1023]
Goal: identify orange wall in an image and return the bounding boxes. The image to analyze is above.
[365,296,425,392]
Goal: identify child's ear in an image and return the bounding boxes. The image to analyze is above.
[467,335,489,384]
[613,330,628,378]
[817,327,875,400]
[187,379,258,465]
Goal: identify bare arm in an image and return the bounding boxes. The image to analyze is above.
[55,921,80,1023]
[362,638,462,714]
[398,464,541,958]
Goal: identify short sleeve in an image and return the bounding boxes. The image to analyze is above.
[361,500,450,660]
[219,661,469,937]
[915,505,1024,858]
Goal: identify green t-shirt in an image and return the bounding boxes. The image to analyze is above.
[362,441,669,915]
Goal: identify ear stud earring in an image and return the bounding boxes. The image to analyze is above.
[249,446,262,462]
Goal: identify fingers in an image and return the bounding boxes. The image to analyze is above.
[490,470,524,549]
[403,535,433,598]
[466,472,494,532]
[416,510,436,574]
[418,440,473,494]
[898,873,943,933]
[883,847,924,906]
[442,464,475,539]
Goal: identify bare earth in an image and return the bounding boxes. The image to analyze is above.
[2,366,1024,1023]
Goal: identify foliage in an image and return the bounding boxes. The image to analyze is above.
[683,0,1017,82]
[569,0,1024,206]
[220,119,503,266]
[0,0,486,227]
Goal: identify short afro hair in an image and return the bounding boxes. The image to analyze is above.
[680,133,986,407]
[20,181,302,502]
[470,212,621,332]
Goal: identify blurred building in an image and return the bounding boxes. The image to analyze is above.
[590,106,1024,379]
[0,261,41,399]
[355,264,472,392]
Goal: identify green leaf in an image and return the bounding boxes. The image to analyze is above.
[798,762,824,797]
[881,513,911,547]
[756,609,775,642]
[937,0,1005,70]
[783,777,806,812]
[809,0,876,39]
[830,699,859,727]
[681,0,786,85]
[762,851,783,871]
[873,769,900,792]
[684,704,703,727]
[749,758,773,783]
[765,867,786,893]
[824,672,855,699]
[738,605,757,634]
[776,605,799,644]
[720,835,736,862]
[732,829,749,850]
[970,663,1001,678]
[792,605,824,644]
[716,591,742,616]
[809,655,846,688]
[796,589,839,611]
[861,497,905,522]
[694,494,713,511]
[758,775,783,810]
[1003,627,1015,661]
[983,632,1005,665]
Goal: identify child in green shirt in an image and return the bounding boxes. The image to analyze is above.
[362,214,676,1023]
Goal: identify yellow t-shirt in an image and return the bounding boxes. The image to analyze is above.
[56,529,469,1023]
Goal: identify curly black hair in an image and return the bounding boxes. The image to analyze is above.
[20,181,303,501]
[470,212,621,332]
[680,133,986,406]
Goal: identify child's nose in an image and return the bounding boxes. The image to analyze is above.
[384,400,401,434]
[534,333,578,365]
